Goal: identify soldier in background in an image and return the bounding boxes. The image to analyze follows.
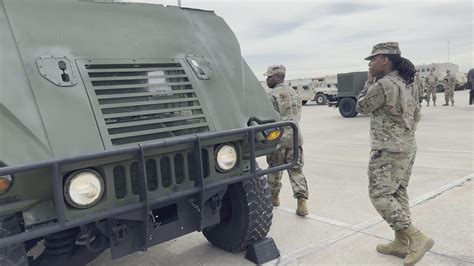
[442,70,456,106]
[415,72,425,104]
[424,69,438,106]
[264,65,309,217]
[356,42,434,265]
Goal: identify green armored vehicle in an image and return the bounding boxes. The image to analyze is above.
[329,71,368,118]
[0,1,298,265]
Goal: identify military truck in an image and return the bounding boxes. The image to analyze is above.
[311,77,338,105]
[436,72,467,92]
[0,1,298,265]
[289,77,337,105]
[289,82,313,105]
[328,71,368,118]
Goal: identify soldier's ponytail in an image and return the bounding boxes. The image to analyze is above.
[386,54,416,84]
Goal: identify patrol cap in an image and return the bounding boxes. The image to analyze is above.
[263,65,286,76]
[364,42,401,60]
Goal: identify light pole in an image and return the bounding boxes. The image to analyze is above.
[447,40,450,63]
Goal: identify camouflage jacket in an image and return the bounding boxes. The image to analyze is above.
[268,83,303,147]
[443,73,456,88]
[356,71,420,152]
[425,73,438,87]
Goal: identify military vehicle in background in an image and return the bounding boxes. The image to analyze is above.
[288,76,338,105]
[0,0,297,265]
[328,71,368,118]
[288,79,313,105]
[311,76,338,105]
[468,69,474,105]
[260,76,338,106]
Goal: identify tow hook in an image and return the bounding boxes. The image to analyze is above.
[111,221,127,243]
[208,194,221,213]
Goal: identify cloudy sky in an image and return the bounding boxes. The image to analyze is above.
[132,0,472,80]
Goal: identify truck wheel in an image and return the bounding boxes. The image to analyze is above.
[203,175,272,252]
[436,84,444,93]
[338,97,358,118]
[302,100,308,105]
[0,216,28,266]
[315,94,328,105]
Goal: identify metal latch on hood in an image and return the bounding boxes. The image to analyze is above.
[186,55,212,80]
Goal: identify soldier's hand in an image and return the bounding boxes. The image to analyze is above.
[367,72,375,83]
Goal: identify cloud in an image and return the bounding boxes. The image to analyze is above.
[324,2,382,14]
[127,0,473,79]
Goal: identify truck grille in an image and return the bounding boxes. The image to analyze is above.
[77,60,211,147]
[112,150,209,199]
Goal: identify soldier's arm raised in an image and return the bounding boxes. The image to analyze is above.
[356,81,385,114]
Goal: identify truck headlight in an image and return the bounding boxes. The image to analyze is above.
[64,170,104,209]
[0,175,12,194]
[215,144,238,172]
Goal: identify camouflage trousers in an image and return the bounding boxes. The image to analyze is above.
[425,86,437,104]
[266,146,309,199]
[444,87,455,104]
[368,149,417,231]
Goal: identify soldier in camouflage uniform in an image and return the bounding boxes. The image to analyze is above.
[357,42,434,265]
[424,69,438,106]
[442,70,456,106]
[264,65,309,217]
[415,72,425,104]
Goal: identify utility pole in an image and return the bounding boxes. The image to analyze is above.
[447,40,450,63]
[178,0,181,7]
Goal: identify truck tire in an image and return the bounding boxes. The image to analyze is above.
[0,216,28,266]
[338,97,358,118]
[203,175,272,252]
[302,100,308,105]
[315,93,328,105]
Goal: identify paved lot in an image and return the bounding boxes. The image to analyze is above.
[91,90,473,265]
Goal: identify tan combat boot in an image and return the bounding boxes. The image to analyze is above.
[296,198,308,216]
[376,230,409,258]
[272,194,280,207]
[402,225,435,266]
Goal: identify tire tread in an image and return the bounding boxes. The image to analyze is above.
[203,175,273,252]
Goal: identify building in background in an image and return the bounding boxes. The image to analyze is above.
[415,62,467,91]
[416,62,458,77]
[416,62,466,82]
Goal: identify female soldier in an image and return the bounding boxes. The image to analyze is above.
[356,42,434,266]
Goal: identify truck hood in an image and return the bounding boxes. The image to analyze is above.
[1,0,279,164]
